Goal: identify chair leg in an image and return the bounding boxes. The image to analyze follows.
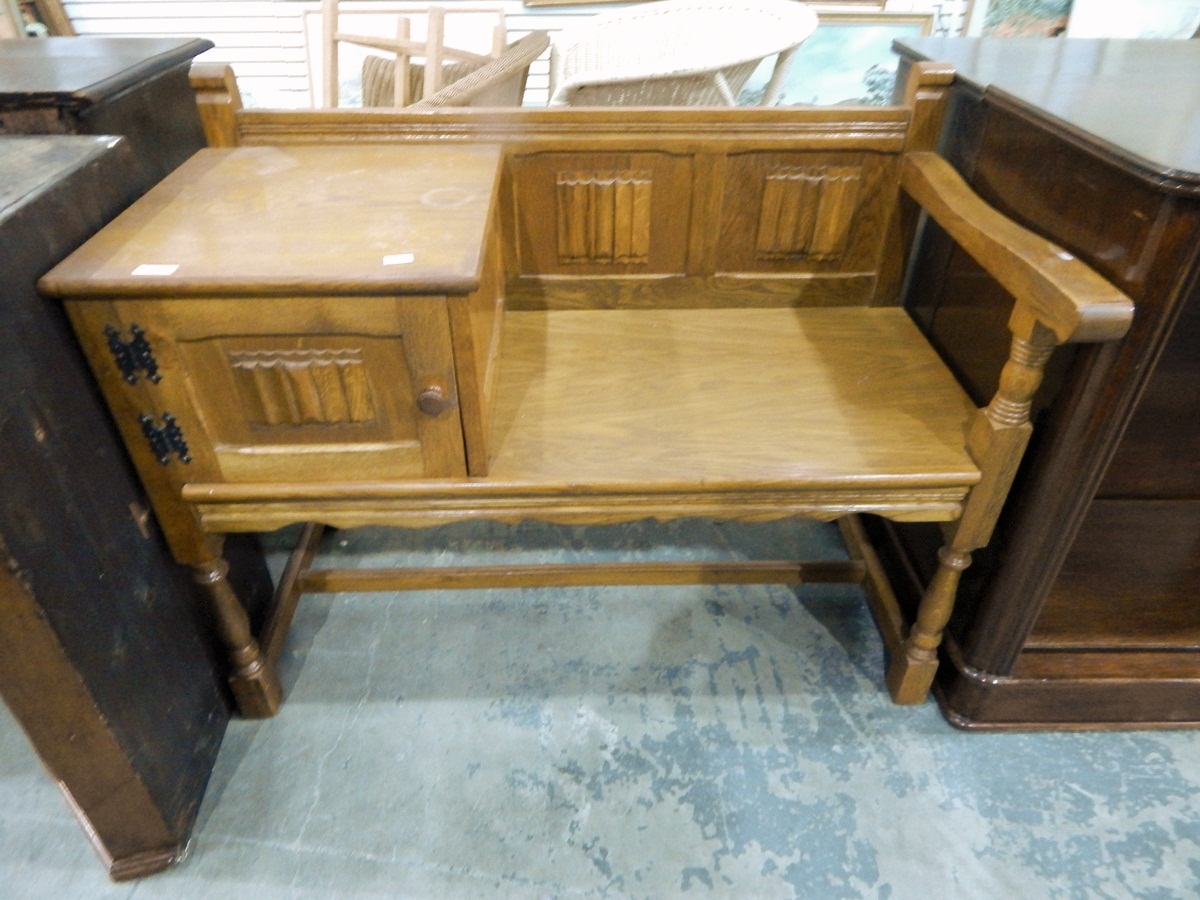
[322,0,339,108]
[193,556,282,718]
[394,17,412,107]
[885,543,971,704]
[423,6,446,98]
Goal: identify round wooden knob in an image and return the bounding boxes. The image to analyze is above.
[417,385,453,417]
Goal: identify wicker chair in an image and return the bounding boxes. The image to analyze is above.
[322,0,507,107]
[361,54,477,108]
[363,31,549,108]
[547,0,818,107]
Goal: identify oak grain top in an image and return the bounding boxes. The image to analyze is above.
[39,143,503,299]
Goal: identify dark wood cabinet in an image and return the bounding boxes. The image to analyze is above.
[0,36,272,880]
[0,135,219,880]
[886,37,1200,728]
[0,36,213,196]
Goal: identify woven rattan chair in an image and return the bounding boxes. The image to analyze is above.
[363,31,549,108]
[547,0,818,107]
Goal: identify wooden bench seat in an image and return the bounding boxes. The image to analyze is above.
[39,62,1135,720]
[187,307,979,530]
[489,308,979,500]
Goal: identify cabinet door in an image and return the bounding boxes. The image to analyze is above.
[87,295,467,484]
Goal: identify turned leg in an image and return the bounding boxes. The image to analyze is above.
[884,315,1060,705]
[193,557,282,718]
[886,545,971,705]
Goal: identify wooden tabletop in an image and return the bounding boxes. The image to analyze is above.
[40,144,504,299]
[895,37,1200,189]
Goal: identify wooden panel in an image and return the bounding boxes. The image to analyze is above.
[510,151,692,277]
[717,151,898,301]
[971,103,1197,297]
[229,347,375,426]
[555,169,653,265]
[1012,651,1200,681]
[504,272,881,311]
[1097,281,1200,497]
[448,217,505,476]
[755,165,863,261]
[1028,500,1200,650]
[0,563,180,877]
[936,650,1200,730]
[189,335,409,446]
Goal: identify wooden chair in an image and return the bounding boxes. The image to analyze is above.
[321,0,507,107]
[548,0,819,106]
[363,31,549,109]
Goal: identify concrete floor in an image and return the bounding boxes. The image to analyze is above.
[3,519,1200,898]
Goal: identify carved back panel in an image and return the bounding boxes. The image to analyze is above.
[190,62,959,311]
[206,108,942,310]
[506,143,903,309]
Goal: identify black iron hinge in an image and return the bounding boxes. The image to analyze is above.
[105,324,161,384]
[138,413,192,465]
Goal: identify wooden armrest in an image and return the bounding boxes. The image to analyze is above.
[901,151,1134,345]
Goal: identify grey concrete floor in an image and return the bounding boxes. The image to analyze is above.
[3,519,1200,898]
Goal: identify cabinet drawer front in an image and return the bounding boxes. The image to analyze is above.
[107,295,467,482]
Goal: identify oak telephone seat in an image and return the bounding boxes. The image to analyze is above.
[39,63,1134,720]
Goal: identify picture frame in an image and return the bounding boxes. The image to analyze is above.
[742,10,936,106]
[963,0,1072,37]
[2,0,73,37]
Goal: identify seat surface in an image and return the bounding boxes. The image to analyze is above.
[486,307,979,501]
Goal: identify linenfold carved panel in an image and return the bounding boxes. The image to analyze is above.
[556,170,653,265]
[228,348,375,426]
[756,165,863,261]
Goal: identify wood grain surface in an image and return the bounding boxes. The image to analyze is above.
[39,144,503,297]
